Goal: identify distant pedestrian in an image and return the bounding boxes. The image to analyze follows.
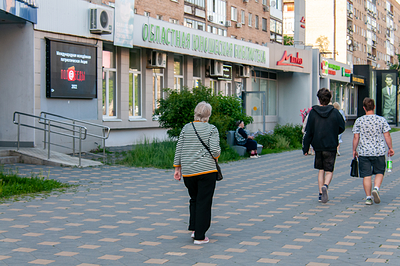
[303,88,345,203]
[333,102,346,156]
[173,101,221,244]
[352,98,395,205]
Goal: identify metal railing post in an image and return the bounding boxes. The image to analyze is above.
[43,114,47,150]
[47,121,51,159]
[79,127,82,167]
[17,114,20,151]
[102,129,106,164]
[72,121,76,156]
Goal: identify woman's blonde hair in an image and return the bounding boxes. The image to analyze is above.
[333,102,340,110]
[194,101,212,122]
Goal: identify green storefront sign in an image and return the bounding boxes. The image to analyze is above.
[142,23,267,64]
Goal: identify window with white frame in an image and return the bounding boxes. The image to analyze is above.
[248,13,252,27]
[102,43,117,118]
[262,18,267,31]
[208,0,227,25]
[231,6,237,21]
[207,25,226,36]
[184,18,205,31]
[241,10,245,24]
[156,14,163,20]
[186,0,205,8]
[129,48,142,118]
[193,57,202,87]
[174,55,184,91]
[255,15,259,29]
[169,18,179,24]
[144,11,150,16]
[262,0,267,5]
[153,68,164,113]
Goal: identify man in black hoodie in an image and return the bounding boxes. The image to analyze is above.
[303,88,346,203]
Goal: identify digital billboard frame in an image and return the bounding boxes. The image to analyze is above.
[46,38,97,99]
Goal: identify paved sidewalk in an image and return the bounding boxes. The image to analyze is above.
[0,129,400,265]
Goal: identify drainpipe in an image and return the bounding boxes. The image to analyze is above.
[333,0,336,60]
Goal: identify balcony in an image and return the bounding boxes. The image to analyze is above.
[347,28,353,36]
[347,11,353,20]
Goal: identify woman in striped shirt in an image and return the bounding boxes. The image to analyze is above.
[173,101,221,245]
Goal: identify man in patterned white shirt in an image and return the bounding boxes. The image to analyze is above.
[352,98,395,205]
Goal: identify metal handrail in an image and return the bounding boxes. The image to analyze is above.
[13,111,88,167]
[40,111,110,163]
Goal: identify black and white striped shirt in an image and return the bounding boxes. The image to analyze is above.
[173,121,221,177]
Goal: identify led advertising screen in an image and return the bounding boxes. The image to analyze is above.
[376,70,398,124]
[46,39,97,98]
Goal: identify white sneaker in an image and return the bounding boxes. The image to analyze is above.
[250,155,258,158]
[194,237,209,245]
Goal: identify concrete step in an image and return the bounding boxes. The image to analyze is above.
[0,150,11,156]
[0,155,20,164]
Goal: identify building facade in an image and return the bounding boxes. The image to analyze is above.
[0,0,329,151]
[304,0,400,69]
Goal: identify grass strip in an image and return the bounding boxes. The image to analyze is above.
[0,169,72,199]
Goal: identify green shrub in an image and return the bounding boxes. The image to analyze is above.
[118,137,243,169]
[255,133,276,149]
[155,85,253,140]
[274,135,290,149]
[273,123,303,148]
[118,138,177,169]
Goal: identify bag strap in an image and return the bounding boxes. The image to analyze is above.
[191,122,217,163]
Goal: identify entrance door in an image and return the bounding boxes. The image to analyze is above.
[242,91,266,132]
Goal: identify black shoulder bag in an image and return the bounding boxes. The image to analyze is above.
[350,157,359,177]
[191,123,223,181]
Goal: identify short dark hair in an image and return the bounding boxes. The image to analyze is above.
[235,120,243,127]
[363,97,375,111]
[317,88,332,105]
[386,74,394,79]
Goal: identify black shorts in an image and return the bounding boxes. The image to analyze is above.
[314,151,337,172]
[358,156,386,178]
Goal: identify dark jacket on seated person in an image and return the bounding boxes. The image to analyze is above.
[235,127,257,151]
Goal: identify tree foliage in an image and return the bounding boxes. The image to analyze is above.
[155,85,253,139]
[389,54,400,71]
[283,35,294,46]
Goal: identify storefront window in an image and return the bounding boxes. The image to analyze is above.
[330,81,357,116]
[251,71,277,115]
[193,57,202,87]
[348,85,357,115]
[102,43,117,118]
[153,69,164,114]
[174,55,184,91]
[129,49,142,118]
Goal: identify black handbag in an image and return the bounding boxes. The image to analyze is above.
[350,157,359,177]
[191,123,223,181]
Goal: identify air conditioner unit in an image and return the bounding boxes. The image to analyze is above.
[147,51,167,68]
[263,6,269,12]
[208,15,214,22]
[89,8,113,34]
[225,20,232,27]
[237,65,250,78]
[236,22,242,28]
[210,60,223,77]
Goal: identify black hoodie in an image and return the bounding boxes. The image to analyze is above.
[302,105,345,154]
